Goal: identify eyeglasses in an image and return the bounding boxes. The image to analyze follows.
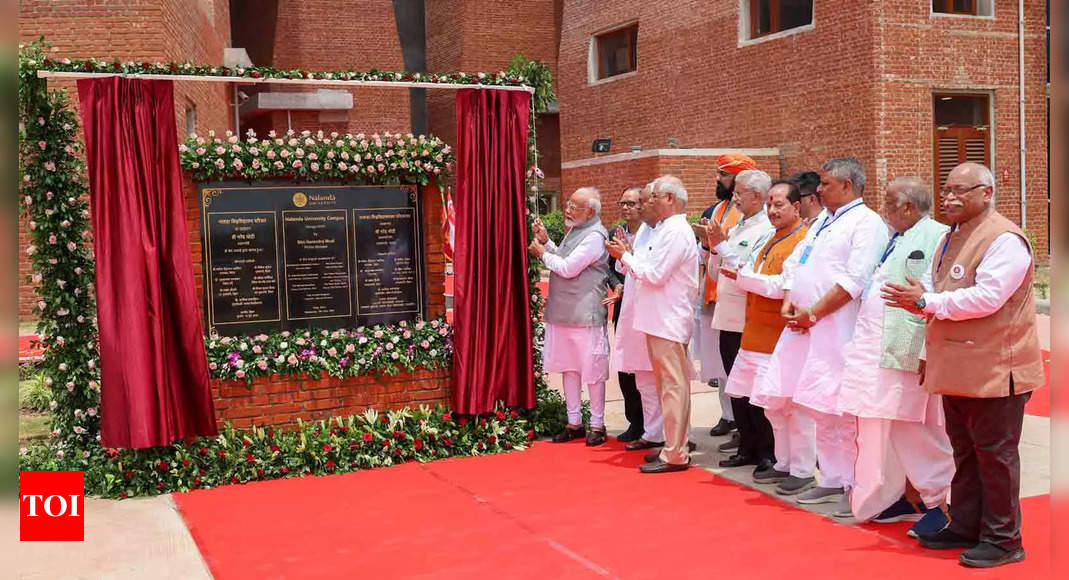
[564,201,586,211]
[939,183,986,198]
[717,170,732,178]
[618,201,638,208]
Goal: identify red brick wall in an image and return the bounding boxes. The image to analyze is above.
[563,152,779,227]
[253,0,412,137]
[212,370,449,430]
[558,0,1048,257]
[17,0,232,322]
[426,0,562,174]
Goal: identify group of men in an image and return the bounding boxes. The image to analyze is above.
[528,154,1043,569]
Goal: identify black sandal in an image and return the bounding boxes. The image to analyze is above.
[585,427,607,447]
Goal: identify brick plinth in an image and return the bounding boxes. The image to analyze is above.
[212,369,451,430]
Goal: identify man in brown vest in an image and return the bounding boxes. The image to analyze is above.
[882,162,1043,569]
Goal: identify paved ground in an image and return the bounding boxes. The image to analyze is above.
[14,315,1052,579]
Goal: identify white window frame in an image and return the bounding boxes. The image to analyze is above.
[587,20,639,86]
[930,0,995,19]
[738,0,816,47]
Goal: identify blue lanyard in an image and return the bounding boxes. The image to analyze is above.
[814,199,864,239]
[760,221,805,263]
[879,233,900,266]
[935,228,955,272]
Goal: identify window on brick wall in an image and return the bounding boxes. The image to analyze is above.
[185,105,197,137]
[933,94,991,222]
[593,24,638,80]
[747,0,813,39]
[932,0,994,16]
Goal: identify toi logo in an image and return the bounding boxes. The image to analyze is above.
[20,471,85,541]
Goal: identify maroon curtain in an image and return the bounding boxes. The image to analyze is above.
[78,78,217,448]
[451,89,535,414]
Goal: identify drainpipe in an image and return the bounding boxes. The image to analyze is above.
[1018,0,1027,229]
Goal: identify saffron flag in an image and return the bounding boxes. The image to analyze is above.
[442,187,456,261]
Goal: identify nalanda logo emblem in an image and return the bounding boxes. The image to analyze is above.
[950,263,966,280]
[292,192,308,208]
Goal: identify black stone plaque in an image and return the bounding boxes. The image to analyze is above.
[199,182,426,335]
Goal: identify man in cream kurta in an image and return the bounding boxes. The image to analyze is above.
[530,187,611,447]
[703,170,774,469]
[838,177,953,536]
[778,158,889,517]
[608,175,699,473]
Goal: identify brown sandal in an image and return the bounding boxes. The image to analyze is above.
[585,427,607,447]
[552,426,585,443]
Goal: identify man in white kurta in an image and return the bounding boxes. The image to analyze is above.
[778,158,889,517]
[612,202,665,449]
[531,187,611,446]
[839,177,953,535]
[704,170,775,469]
[608,175,699,472]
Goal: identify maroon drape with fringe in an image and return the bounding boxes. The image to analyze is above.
[78,77,217,448]
[451,89,535,414]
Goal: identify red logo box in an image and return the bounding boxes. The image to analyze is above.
[20,471,85,541]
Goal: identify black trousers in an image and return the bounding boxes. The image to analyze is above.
[720,331,775,462]
[618,371,644,436]
[943,384,1031,551]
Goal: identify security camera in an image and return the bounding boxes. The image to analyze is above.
[237,90,250,104]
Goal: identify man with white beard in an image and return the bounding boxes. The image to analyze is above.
[530,187,611,446]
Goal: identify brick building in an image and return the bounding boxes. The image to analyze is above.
[18,0,1050,323]
[558,0,1050,252]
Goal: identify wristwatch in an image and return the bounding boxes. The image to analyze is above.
[914,297,927,311]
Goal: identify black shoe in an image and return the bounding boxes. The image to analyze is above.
[752,457,775,475]
[718,454,756,468]
[625,438,664,451]
[959,542,1025,568]
[639,459,690,474]
[644,441,697,463]
[717,432,741,452]
[917,527,977,550]
[551,426,585,443]
[709,419,736,437]
[616,428,642,443]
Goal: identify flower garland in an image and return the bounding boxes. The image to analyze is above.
[180,129,453,185]
[28,53,531,88]
[20,405,533,499]
[18,42,102,446]
[206,318,453,383]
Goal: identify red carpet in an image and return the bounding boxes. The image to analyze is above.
[174,441,1050,579]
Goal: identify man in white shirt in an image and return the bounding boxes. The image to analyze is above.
[779,157,889,517]
[609,183,665,450]
[701,170,775,470]
[607,175,700,473]
[530,187,611,446]
[882,162,1043,569]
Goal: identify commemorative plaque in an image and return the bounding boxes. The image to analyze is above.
[199,182,427,335]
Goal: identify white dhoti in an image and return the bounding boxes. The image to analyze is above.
[724,350,770,399]
[692,311,732,421]
[840,269,954,521]
[544,323,609,427]
[752,330,817,478]
[634,370,664,442]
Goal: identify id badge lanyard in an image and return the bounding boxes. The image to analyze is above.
[798,199,864,265]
